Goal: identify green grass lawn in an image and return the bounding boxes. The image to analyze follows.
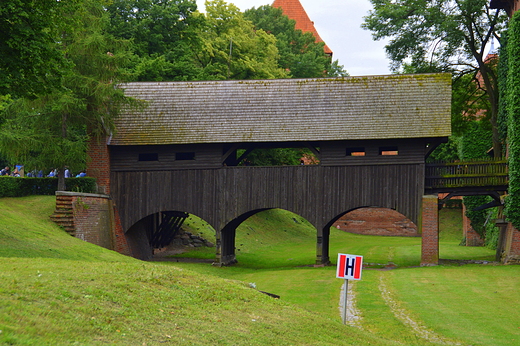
[170,207,516,346]
[1,197,517,346]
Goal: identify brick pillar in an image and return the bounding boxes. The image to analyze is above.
[87,136,111,195]
[421,195,439,266]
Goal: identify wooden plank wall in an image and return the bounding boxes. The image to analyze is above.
[110,144,223,171]
[320,139,426,166]
[111,164,425,233]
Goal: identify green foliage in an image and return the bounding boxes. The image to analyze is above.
[363,0,506,73]
[459,121,493,159]
[241,148,310,166]
[106,0,204,81]
[245,5,345,78]
[0,177,96,197]
[427,137,460,162]
[363,0,507,157]
[0,0,135,190]
[497,31,509,142]
[505,12,520,229]
[462,195,491,238]
[198,0,288,80]
[0,0,65,98]
[459,121,494,239]
[484,207,500,249]
[451,73,491,136]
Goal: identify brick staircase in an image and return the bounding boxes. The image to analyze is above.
[50,195,75,235]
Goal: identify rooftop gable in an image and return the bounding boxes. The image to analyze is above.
[272,0,333,55]
[111,74,452,146]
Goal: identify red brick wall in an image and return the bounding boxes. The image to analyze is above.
[421,195,439,266]
[503,222,520,264]
[333,207,419,236]
[462,204,484,246]
[113,207,132,256]
[87,137,111,194]
[72,194,113,249]
[52,192,131,256]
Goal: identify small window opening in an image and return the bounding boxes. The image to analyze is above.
[379,146,399,156]
[139,153,159,161]
[176,152,195,161]
[346,147,366,156]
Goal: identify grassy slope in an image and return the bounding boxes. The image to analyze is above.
[2,198,517,346]
[0,196,392,346]
[173,208,520,346]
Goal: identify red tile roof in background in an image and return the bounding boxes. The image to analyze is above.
[272,0,333,56]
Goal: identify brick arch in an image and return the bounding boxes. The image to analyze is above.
[332,207,419,237]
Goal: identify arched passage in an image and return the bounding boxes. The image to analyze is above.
[320,206,420,265]
[126,210,216,261]
[218,208,318,266]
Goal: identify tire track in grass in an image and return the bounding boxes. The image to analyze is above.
[378,273,463,346]
[339,280,363,329]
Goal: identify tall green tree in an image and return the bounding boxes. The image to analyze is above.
[106,0,204,81]
[363,0,508,157]
[196,0,288,80]
[0,0,134,190]
[0,0,65,98]
[244,5,346,78]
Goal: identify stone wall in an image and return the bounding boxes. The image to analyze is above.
[333,207,419,236]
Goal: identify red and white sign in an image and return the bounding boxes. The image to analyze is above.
[336,253,363,280]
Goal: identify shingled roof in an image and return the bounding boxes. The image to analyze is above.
[111,74,452,146]
[272,0,333,55]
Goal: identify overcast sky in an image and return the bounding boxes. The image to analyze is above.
[195,0,392,76]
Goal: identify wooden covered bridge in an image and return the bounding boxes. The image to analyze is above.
[87,74,453,265]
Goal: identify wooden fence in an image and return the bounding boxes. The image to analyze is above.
[425,158,508,190]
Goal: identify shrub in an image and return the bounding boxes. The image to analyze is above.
[0,177,96,197]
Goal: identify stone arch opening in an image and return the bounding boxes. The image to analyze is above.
[218,208,318,266]
[332,207,419,237]
[126,211,216,261]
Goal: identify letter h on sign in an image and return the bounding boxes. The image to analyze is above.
[336,253,363,280]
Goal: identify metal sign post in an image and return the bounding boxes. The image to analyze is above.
[342,279,349,324]
[336,253,363,325]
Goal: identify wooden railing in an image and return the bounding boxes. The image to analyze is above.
[425,158,508,190]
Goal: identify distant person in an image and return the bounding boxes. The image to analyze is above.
[64,167,71,178]
[12,168,20,177]
[37,170,43,178]
[47,169,57,177]
[76,171,87,177]
[0,166,10,176]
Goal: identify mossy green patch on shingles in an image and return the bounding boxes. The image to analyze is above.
[113,74,452,145]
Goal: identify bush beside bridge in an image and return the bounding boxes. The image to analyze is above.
[0,177,96,197]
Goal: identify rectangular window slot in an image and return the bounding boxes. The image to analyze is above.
[176,152,195,161]
[346,147,366,156]
[379,146,399,156]
[138,153,159,161]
